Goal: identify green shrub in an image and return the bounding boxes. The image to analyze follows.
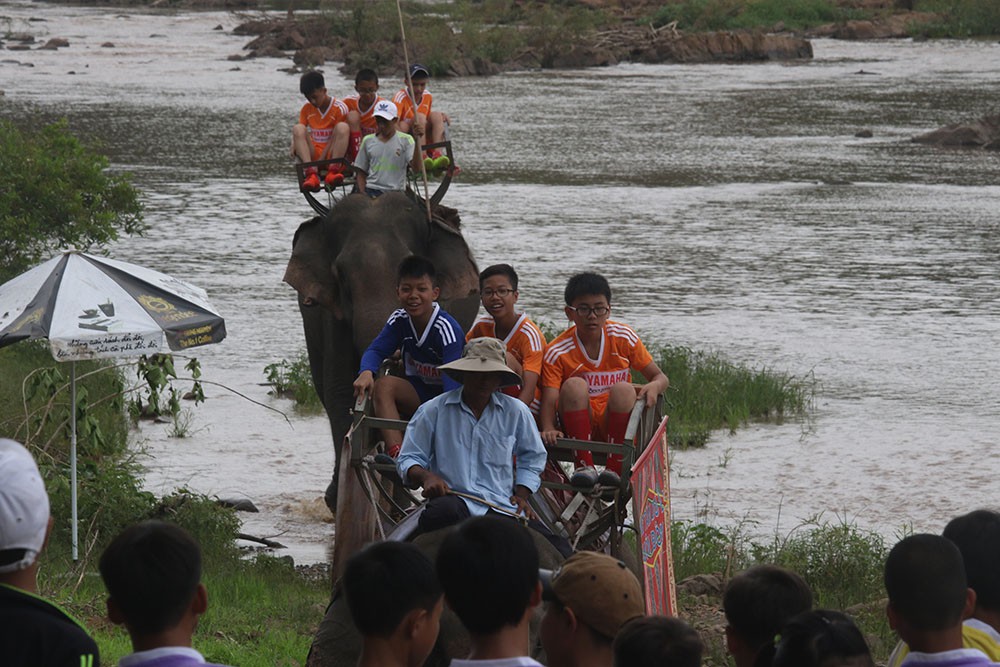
[651,0,863,32]
[264,350,323,411]
[913,0,1000,36]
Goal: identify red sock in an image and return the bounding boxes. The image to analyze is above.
[562,409,593,468]
[348,132,361,161]
[605,410,630,474]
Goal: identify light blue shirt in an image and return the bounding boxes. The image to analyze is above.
[397,388,546,516]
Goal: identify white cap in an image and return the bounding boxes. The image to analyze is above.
[373,100,398,120]
[0,439,50,573]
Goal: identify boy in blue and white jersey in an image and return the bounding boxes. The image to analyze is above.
[353,255,465,458]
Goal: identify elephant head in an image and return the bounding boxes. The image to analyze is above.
[283,192,480,511]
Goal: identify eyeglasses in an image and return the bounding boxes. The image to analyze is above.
[481,288,514,298]
[568,305,609,317]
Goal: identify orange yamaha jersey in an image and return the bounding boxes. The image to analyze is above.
[392,89,433,122]
[344,94,387,136]
[541,321,653,411]
[298,98,349,159]
[467,313,545,407]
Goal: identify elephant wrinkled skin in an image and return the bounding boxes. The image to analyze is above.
[283,192,480,511]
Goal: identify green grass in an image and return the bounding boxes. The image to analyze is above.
[651,345,813,449]
[671,516,897,664]
[911,0,1000,36]
[2,343,328,665]
[263,350,324,412]
[651,0,866,32]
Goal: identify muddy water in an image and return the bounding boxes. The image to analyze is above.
[2,3,998,563]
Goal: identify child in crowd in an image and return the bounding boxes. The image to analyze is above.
[541,551,646,667]
[773,609,874,667]
[885,533,999,666]
[723,564,813,667]
[99,520,230,667]
[343,68,385,140]
[343,541,444,667]
[613,616,703,667]
[466,264,545,411]
[889,511,1000,666]
[353,255,465,458]
[291,70,352,191]
[0,438,100,667]
[539,272,669,488]
[393,64,450,171]
[352,100,422,198]
[436,516,543,666]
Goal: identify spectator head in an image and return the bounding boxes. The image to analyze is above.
[613,616,703,667]
[564,272,612,306]
[479,264,519,292]
[436,516,540,636]
[773,609,875,667]
[397,255,437,286]
[344,541,443,663]
[723,565,813,667]
[300,70,325,97]
[541,551,644,667]
[0,439,51,581]
[99,521,205,638]
[943,509,1000,615]
[885,533,972,638]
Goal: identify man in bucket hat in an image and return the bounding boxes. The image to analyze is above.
[0,438,101,666]
[397,337,570,553]
[539,551,645,667]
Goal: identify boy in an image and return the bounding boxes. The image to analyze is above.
[291,70,352,192]
[540,551,646,667]
[343,541,444,667]
[436,516,544,666]
[885,533,996,666]
[888,511,1000,666]
[466,264,545,411]
[352,100,422,198]
[0,438,100,667]
[99,520,230,667]
[353,255,465,458]
[343,68,387,139]
[613,616,704,667]
[393,64,450,171]
[539,272,669,488]
[723,564,813,667]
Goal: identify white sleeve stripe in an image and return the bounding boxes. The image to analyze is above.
[544,339,576,363]
[386,309,406,326]
[434,320,457,345]
[523,325,544,351]
[606,324,639,344]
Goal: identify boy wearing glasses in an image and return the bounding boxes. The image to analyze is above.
[540,272,668,489]
[466,264,545,412]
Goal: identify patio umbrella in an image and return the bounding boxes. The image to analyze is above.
[0,250,226,559]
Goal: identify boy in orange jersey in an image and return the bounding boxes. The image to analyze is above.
[540,272,669,489]
[343,69,386,141]
[291,70,353,192]
[393,64,450,171]
[466,264,545,413]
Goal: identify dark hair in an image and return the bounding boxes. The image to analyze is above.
[398,255,437,285]
[613,616,703,667]
[773,609,874,667]
[98,521,202,636]
[943,509,1000,612]
[885,533,968,631]
[723,565,813,666]
[479,264,518,291]
[355,68,379,85]
[436,516,539,635]
[300,70,325,97]
[564,272,611,305]
[343,541,441,637]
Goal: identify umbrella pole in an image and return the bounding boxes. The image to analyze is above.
[70,360,78,561]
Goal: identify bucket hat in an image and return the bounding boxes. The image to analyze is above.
[438,337,521,388]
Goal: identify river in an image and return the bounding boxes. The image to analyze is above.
[1,3,997,564]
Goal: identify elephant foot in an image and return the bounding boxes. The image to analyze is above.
[324,476,339,514]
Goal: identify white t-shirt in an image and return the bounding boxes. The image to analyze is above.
[353,131,415,193]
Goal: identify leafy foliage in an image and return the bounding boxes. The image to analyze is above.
[0,119,144,282]
[651,0,862,31]
[264,350,323,411]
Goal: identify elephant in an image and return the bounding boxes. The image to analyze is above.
[283,192,481,514]
[305,525,566,667]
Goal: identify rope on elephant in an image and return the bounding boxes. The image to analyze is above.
[395,0,433,223]
[358,458,389,541]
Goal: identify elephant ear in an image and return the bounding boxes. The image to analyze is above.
[426,205,480,327]
[284,216,344,319]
